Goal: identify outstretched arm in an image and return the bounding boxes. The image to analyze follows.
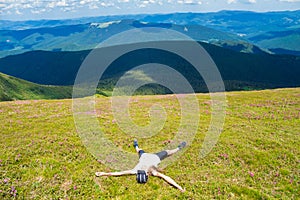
[151,170,185,192]
[95,170,135,177]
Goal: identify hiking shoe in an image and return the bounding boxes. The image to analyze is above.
[178,141,186,150]
[133,139,138,148]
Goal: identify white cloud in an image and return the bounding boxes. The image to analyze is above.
[23,4,33,8]
[138,3,147,8]
[47,1,68,9]
[89,4,99,9]
[62,6,75,12]
[279,0,300,2]
[227,0,237,4]
[2,3,14,10]
[47,2,56,8]
[227,0,257,4]
[142,1,150,5]
[30,8,46,14]
[177,0,201,5]
[1,0,300,20]
[31,10,41,14]
[57,0,68,7]
[15,9,22,15]
[183,0,194,4]
[100,2,115,7]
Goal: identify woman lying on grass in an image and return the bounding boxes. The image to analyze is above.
[95,139,186,192]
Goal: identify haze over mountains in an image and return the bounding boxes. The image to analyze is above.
[1,10,300,55]
[0,18,249,58]
[0,10,300,100]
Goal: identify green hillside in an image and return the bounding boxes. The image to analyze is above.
[255,34,300,52]
[0,72,72,101]
[0,88,299,199]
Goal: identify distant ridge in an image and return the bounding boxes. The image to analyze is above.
[1,10,300,57]
[0,19,245,58]
[0,41,299,95]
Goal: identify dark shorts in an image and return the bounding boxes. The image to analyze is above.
[138,150,168,161]
[155,150,168,160]
[138,150,145,158]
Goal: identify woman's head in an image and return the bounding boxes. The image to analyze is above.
[136,170,148,184]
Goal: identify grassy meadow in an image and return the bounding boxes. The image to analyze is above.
[0,88,299,199]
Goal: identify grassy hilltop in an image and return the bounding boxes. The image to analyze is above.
[0,72,72,101]
[0,88,299,199]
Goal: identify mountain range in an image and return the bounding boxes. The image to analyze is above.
[0,19,247,58]
[0,10,300,100]
[0,41,299,97]
[1,10,300,55]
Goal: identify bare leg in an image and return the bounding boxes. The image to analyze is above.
[166,141,186,156]
[166,148,180,156]
[95,170,135,177]
[133,139,144,154]
[135,146,142,153]
[151,169,185,192]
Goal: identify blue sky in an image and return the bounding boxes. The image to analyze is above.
[0,0,300,20]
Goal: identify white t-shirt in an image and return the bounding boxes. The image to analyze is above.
[131,153,161,173]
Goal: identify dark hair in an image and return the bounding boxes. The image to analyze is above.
[136,170,148,184]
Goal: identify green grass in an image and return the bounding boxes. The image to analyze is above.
[0,72,72,101]
[0,88,299,199]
